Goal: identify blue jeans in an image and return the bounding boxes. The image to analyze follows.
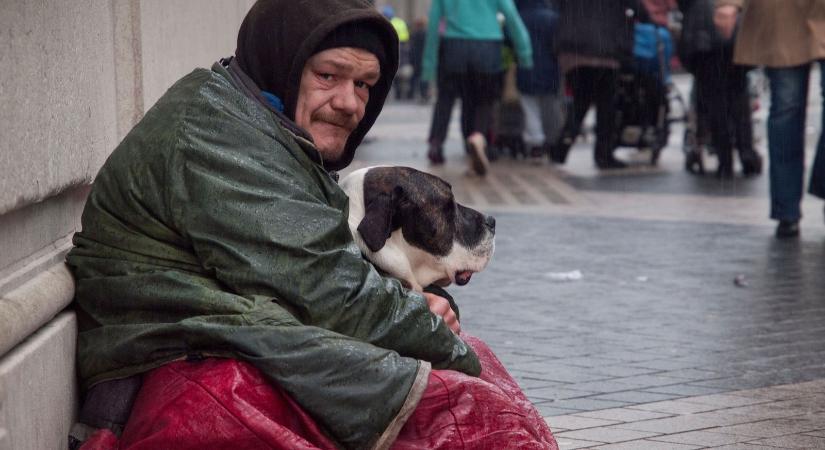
[765,62,825,221]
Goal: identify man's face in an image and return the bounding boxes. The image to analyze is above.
[295,47,381,164]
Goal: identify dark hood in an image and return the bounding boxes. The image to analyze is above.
[235,0,399,171]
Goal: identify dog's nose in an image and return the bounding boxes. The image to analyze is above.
[484,215,496,232]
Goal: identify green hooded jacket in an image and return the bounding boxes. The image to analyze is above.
[66,4,481,447]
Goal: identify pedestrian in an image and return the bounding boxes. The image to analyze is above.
[515,0,564,160]
[715,0,825,237]
[678,0,762,178]
[642,0,679,26]
[551,0,647,169]
[422,0,533,176]
[65,0,558,448]
[408,16,430,102]
[381,5,411,101]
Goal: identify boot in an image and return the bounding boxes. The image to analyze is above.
[427,142,445,165]
[595,154,628,170]
[739,150,763,177]
[466,132,490,176]
[549,136,573,164]
[775,220,800,238]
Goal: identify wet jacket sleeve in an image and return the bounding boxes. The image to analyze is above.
[499,0,534,68]
[167,130,479,376]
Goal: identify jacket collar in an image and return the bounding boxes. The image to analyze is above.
[218,57,326,170]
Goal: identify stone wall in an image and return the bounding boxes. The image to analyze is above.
[0,1,253,448]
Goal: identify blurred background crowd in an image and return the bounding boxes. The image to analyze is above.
[369,0,825,239]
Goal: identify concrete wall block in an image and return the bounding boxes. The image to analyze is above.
[139,0,255,111]
[0,263,75,359]
[0,187,86,294]
[0,312,77,450]
[0,0,118,216]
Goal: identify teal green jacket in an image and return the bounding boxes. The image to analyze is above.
[422,0,533,81]
[66,62,480,450]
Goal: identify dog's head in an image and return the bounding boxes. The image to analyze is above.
[340,166,495,292]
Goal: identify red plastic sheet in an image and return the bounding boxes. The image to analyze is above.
[80,335,557,450]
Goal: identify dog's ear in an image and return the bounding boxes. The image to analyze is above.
[357,185,401,252]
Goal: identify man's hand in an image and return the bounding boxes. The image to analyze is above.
[423,292,460,334]
[714,5,739,40]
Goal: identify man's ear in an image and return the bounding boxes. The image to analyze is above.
[357,186,401,252]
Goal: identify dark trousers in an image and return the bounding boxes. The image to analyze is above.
[765,61,825,221]
[428,69,461,148]
[561,66,620,161]
[692,51,755,176]
[427,38,503,150]
[428,71,500,147]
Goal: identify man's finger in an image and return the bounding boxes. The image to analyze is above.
[442,309,460,334]
[423,292,460,334]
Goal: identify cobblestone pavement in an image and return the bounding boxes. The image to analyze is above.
[346,75,825,448]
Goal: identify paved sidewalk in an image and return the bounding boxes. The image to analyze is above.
[549,379,825,449]
[351,80,825,448]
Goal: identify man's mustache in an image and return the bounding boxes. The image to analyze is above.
[312,111,359,131]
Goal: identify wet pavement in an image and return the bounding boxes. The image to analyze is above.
[347,72,825,448]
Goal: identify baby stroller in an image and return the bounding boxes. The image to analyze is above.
[614,23,677,165]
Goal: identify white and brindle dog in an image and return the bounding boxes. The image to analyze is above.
[340,166,496,292]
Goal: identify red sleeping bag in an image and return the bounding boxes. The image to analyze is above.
[80,335,558,450]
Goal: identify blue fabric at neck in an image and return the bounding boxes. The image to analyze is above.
[261,91,284,113]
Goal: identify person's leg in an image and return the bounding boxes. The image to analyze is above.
[765,64,811,230]
[426,71,459,164]
[592,67,624,169]
[730,66,762,176]
[470,71,500,140]
[456,71,475,140]
[420,79,430,102]
[541,93,565,153]
[520,94,546,151]
[809,60,825,206]
[407,72,419,100]
[694,53,736,177]
[455,70,490,175]
[551,67,595,163]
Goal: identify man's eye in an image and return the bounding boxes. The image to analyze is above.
[318,73,334,81]
[355,80,372,89]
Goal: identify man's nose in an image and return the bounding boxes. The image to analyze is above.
[331,82,359,114]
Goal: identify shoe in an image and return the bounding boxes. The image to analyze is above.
[595,155,628,170]
[775,220,800,238]
[529,145,544,158]
[740,151,763,177]
[715,167,734,180]
[427,145,445,165]
[466,133,490,176]
[549,139,571,164]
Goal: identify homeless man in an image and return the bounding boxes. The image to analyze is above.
[67,1,558,449]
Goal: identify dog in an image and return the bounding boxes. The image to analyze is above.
[339,166,496,292]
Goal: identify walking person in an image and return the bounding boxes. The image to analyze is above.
[408,17,430,102]
[551,0,648,169]
[715,0,825,237]
[515,0,564,161]
[381,5,411,101]
[422,0,533,176]
[678,0,762,178]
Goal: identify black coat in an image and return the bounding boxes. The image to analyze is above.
[677,0,733,73]
[516,0,561,95]
[556,0,646,65]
